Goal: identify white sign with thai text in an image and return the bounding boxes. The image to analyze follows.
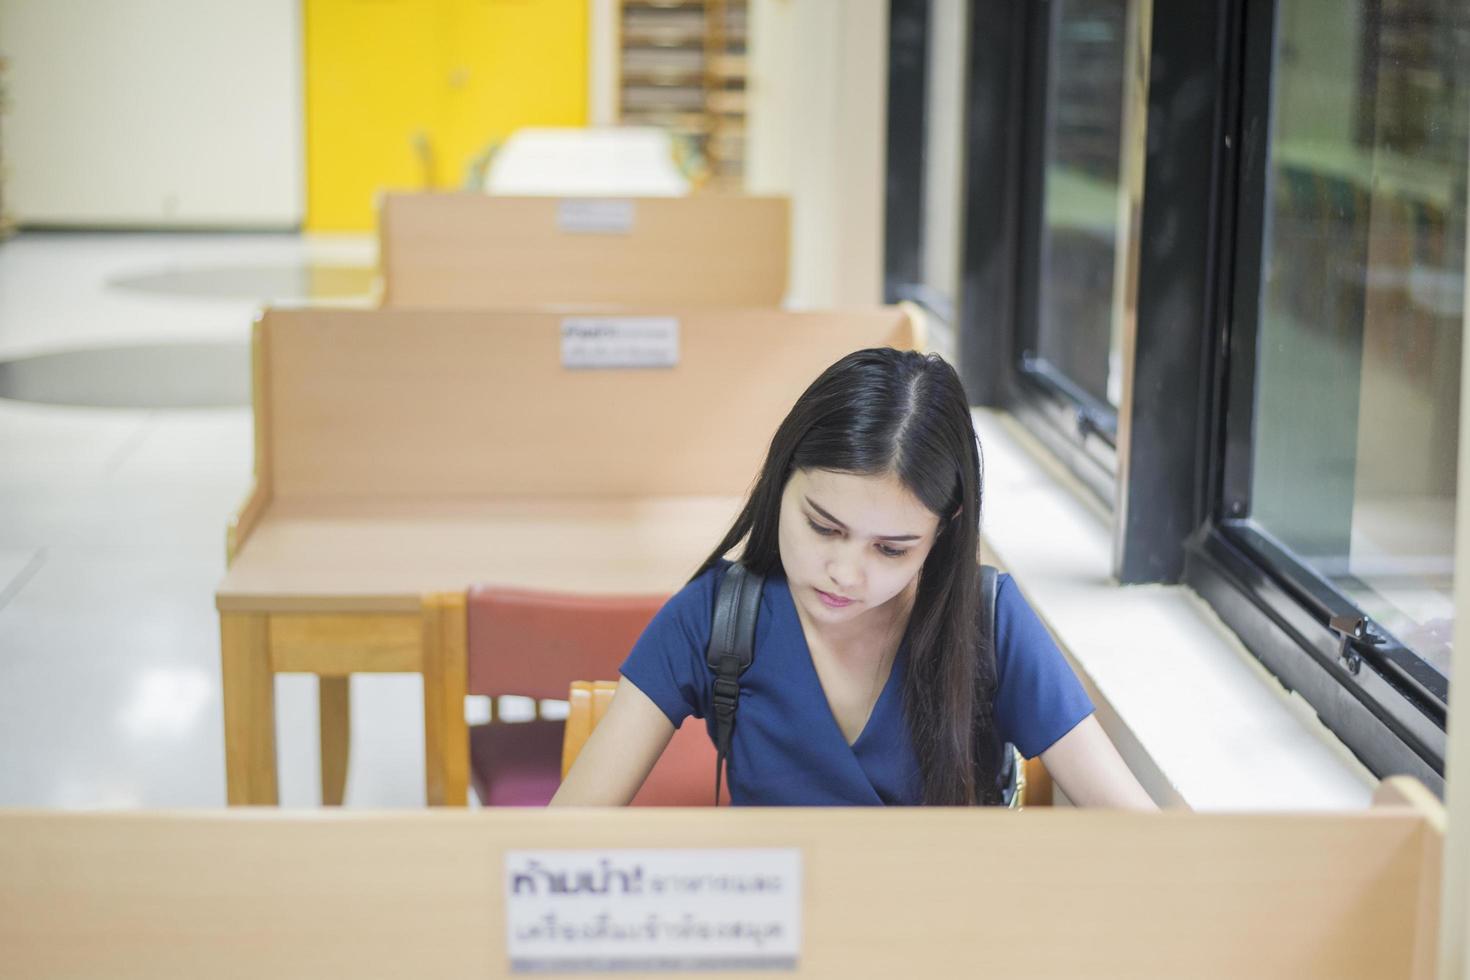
[561,317,679,370]
[504,848,803,973]
[557,198,636,234]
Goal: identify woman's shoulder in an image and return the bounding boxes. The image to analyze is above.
[652,558,792,642]
[985,570,1096,756]
[995,570,1019,600]
[980,572,1030,665]
[650,559,733,633]
[976,569,1023,622]
[991,572,1033,634]
[989,571,1067,676]
[983,570,1023,607]
[679,558,734,602]
[621,562,737,726]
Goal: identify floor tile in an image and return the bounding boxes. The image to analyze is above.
[0,231,428,810]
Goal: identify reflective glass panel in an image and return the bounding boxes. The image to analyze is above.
[1251,0,1466,677]
[1034,0,1129,409]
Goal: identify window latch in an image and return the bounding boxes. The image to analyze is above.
[1328,614,1384,676]
[1075,407,1102,442]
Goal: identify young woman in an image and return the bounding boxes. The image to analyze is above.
[552,348,1154,808]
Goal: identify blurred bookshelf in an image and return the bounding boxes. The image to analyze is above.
[618,0,748,190]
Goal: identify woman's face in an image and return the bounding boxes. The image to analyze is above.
[777,467,941,628]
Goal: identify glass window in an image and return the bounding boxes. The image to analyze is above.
[1031,0,1129,412]
[1250,0,1465,679]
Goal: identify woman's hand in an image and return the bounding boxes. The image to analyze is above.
[549,677,677,806]
[1039,714,1158,810]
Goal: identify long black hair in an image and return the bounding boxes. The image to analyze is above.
[694,347,1002,805]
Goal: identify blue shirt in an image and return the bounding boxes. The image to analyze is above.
[620,561,1094,805]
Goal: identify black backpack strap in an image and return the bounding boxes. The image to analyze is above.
[980,565,999,639]
[978,564,1019,805]
[705,562,764,806]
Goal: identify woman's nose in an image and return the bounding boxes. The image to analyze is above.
[826,547,862,591]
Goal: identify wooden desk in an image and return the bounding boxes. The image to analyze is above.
[219,495,745,615]
[219,307,919,807]
[218,495,741,806]
[0,778,1443,978]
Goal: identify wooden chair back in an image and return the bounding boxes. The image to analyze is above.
[563,680,619,778]
[564,680,720,807]
[253,306,919,500]
[378,192,789,308]
[467,589,664,701]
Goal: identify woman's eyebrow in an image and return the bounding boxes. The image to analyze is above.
[804,496,922,541]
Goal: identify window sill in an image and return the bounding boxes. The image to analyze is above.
[973,408,1376,810]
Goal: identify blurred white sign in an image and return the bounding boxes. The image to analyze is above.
[505,848,803,973]
[561,317,680,370]
[558,198,637,234]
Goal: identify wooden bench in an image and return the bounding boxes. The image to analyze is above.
[377,192,789,308]
[0,777,1443,978]
[217,305,920,806]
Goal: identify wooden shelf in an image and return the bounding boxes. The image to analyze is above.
[621,27,705,47]
[620,67,705,86]
[619,110,712,134]
[707,90,746,115]
[618,0,747,184]
[624,0,706,9]
[623,88,706,112]
[709,54,747,78]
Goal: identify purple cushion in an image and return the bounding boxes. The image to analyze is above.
[469,719,564,807]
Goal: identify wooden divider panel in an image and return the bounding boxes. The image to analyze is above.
[0,807,1440,979]
[261,307,916,499]
[378,193,789,309]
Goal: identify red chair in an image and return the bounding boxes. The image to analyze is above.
[466,588,668,806]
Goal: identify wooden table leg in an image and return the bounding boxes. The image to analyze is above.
[422,593,468,806]
[220,612,278,805]
[319,677,351,806]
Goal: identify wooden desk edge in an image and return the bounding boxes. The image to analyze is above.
[1373,774,1447,831]
[215,590,430,615]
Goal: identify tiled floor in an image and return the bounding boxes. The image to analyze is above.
[0,232,436,808]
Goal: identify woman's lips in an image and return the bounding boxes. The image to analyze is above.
[816,588,854,608]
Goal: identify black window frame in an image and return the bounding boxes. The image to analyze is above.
[946,0,1450,788]
[915,0,1451,787]
[1180,0,1449,790]
[1007,0,1127,506]
[881,0,965,343]
[882,0,931,313]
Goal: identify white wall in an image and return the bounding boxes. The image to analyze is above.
[587,0,618,127]
[745,0,795,198]
[0,0,302,228]
[747,0,888,308]
[922,0,968,303]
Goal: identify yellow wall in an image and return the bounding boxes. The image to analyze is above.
[305,0,587,232]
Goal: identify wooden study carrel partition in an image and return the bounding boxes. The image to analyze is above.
[218,305,920,807]
[377,192,790,309]
[0,777,1444,978]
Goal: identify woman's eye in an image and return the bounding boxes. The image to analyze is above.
[876,544,909,559]
[806,519,838,537]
